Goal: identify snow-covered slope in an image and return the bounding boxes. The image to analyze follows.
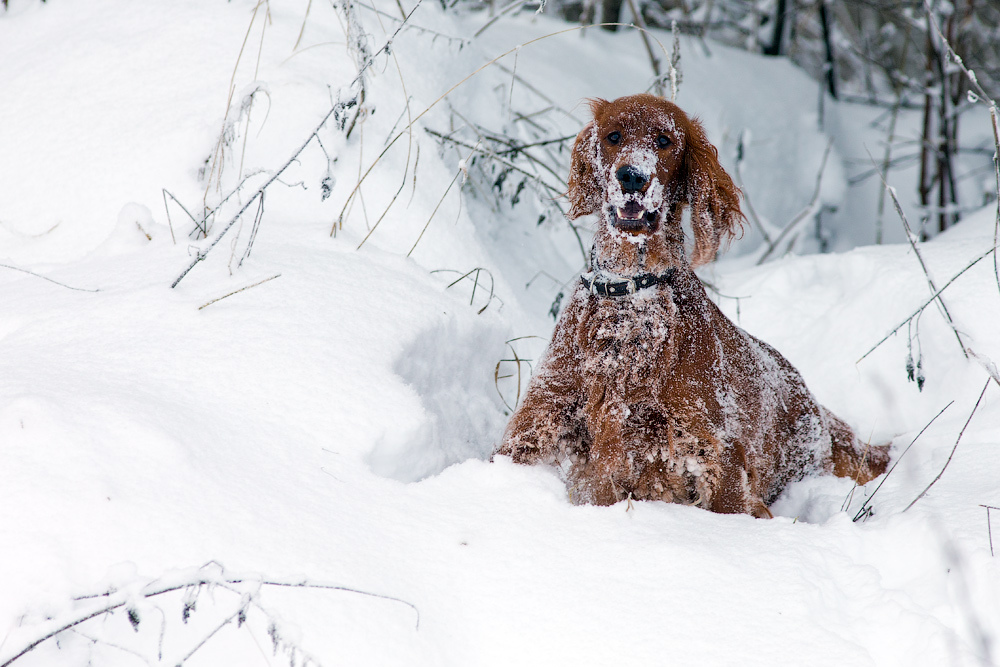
[1,1,998,665]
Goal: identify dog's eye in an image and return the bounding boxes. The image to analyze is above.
[607,131,621,145]
[657,135,671,149]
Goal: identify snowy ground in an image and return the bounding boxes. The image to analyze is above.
[1,1,999,665]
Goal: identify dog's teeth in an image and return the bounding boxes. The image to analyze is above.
[617,207,643,221]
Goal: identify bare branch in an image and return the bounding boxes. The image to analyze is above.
[903,378,991,512]
[198,274,282,310]
[852,401,953,522]
[857,245,995,363]
[757,139,833,264]
[0,263,101,293]
[867,147,968,358]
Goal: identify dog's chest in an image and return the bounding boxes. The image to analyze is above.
[576,292,676,386]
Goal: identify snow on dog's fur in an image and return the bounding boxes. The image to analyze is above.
[495,94,888,516]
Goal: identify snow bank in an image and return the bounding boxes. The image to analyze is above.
[1,1,998,665]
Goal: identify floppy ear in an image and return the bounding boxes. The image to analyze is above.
[566,99,607,220]
[683,117,745,266]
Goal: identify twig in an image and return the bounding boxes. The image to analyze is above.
[355,1,468,46]
[474,0,532,38]
[625,0,664,97]
[161,189,192,244]
[173,0,422,288]
[903,378,991,513]
[0,263,100,293]
[666,20,683,101]
[992,108,1000,298]
[424,128,564,193]
[921,0,1000,296]
[872,151,968,359]
[494,336,544,410]
[857,245,995,363]
[293,0,312,51]
[492,62,581,123]
[756,139,833,264]
[431,267,503,314]
[853,401,952,522]
[982,505,999,557]
[841,425,878,512]
[202,1,269,214]
[198,274,281,310]
[237,189,266,269]
[256,579,420,629]
[172,598,248,665]
[336,23,668,244]
[0,563,420,667]
[366,1,418,251]
[408,144,474,257]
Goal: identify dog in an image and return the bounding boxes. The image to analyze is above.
[495,94,888,517]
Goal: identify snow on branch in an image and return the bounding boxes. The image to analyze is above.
[0,561,419,667]
[171,0,424,289]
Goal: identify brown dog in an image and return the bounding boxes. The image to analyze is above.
[495,94,888,517]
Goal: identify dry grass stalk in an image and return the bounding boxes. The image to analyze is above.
[852,401,953,522]
[198,273,281,311]
[903,378,991,513]
[337,23,668,246]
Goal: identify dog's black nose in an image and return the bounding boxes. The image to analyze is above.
[616,165,648,193]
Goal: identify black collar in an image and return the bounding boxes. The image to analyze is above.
[580,268,676,298]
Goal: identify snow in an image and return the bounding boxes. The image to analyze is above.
[1,1,999,665]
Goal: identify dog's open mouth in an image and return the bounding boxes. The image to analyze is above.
[611,200,659,234]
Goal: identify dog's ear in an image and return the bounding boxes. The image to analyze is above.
[566,99,607,219]
[683,117,745,266]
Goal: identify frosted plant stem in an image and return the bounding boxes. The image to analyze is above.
[857,245,996,363]
[982,505,998,557]
[903,378,991,513]
[174,0,422,287]
[864,146,968,358]
[992,107,1000,298]
[255,579,420,629]
[0,594,129,667]
[921,0,1000,296]
[198,273,281,310]
[338,22,668,242]
[756,139,832,264]
[423,129,564,192]
[474,0,532,38]
[492,62,580,122]
[171,112,335,289]
[0,564,420,666]
[883,176,967,359]
[203,1,266,213]
[852,401,952,522]
[173,602,246,666]
[0,263,101,293]
[407,148,470,257]
[624,0,664,97]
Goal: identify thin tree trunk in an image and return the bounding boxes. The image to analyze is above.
[763,0,788,56]
[600,0,623,30]
[919,26,935,238]
[818,0,837,99]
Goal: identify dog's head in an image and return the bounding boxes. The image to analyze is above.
[567,94,744,266]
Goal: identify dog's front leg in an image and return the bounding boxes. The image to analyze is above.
[496,370,583,465]
[495,300,587,465]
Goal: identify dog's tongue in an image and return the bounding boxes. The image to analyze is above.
[617,200,645,220]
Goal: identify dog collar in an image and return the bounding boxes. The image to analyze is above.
[580,268,675,298]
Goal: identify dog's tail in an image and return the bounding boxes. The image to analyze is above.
[824,408,890,485]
